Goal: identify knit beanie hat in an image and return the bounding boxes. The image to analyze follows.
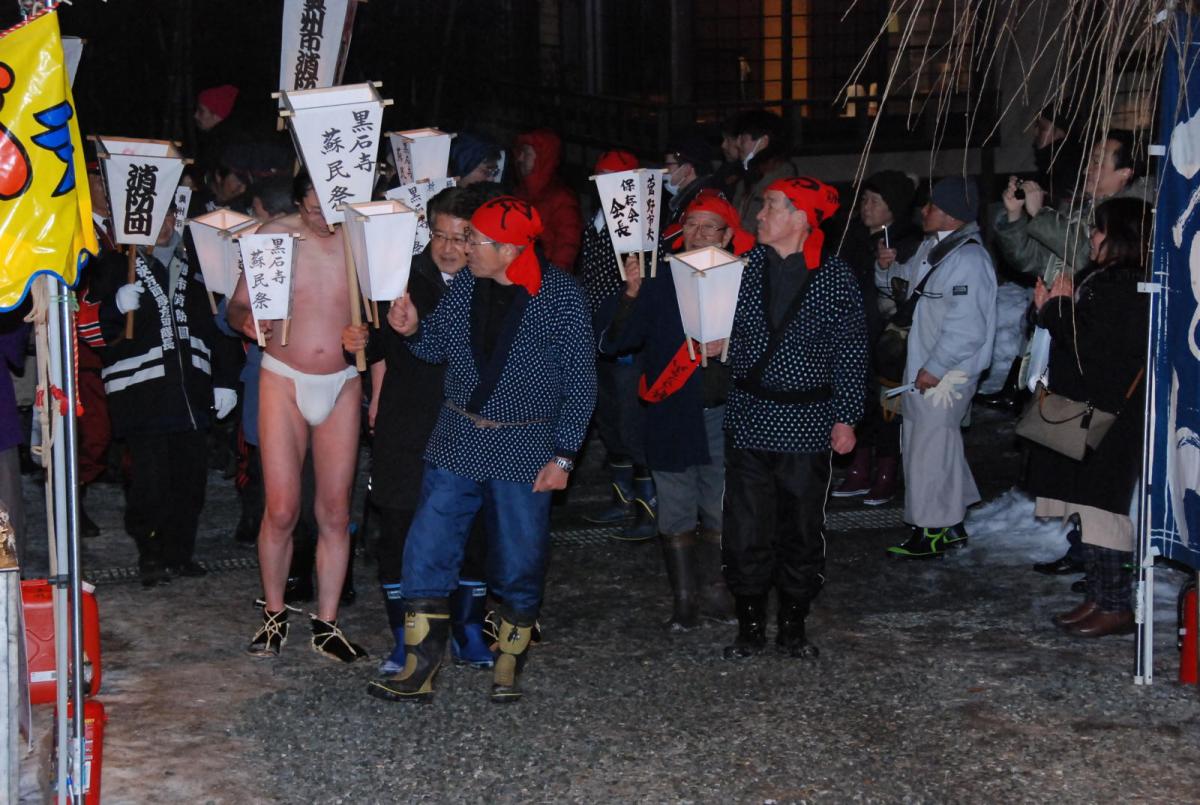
[928,176,980,224]
[862,170,916,219]
[197,85,238,121]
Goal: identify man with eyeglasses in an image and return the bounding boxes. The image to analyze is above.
[228,172,367,663]
[369,196,595,704]
[342,184,505,678]
[597,190,754,632]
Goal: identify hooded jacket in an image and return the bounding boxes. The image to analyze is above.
[514,130,583,271]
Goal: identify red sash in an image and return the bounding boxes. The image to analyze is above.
[638,340,701,403]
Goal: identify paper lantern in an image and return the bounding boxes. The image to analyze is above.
[189,208,259,298]
[388,128,454,185]
[237,233,298,339]
[94,137,187,246]
[668,246,745,345]
[384,177,456,255]
[278,82,390,225]
[343,200,418,301]
[592,168,666,254]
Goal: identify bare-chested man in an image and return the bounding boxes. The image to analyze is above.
[228,171,367,663]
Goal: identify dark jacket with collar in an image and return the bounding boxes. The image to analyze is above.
[725,244,868,453]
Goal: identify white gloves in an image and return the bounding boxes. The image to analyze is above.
[213,387,237,420]
[923,370,969,408]
[115,281,144,314]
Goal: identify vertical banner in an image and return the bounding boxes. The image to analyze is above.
[238,232,297,325]
[279,0,355,94]
[94,137,187,247]
[173,185,193,235]
[279,82,389,225]
[343,200,418,301]
[387,128,454,185]
[385,177,456,255]
[0,10,97,310]
[189,208,259,297]
[1148,16,1200,570]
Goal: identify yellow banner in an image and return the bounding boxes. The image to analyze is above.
[0,10,97,311]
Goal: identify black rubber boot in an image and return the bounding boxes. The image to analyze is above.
[367,598,450,703]
[722,595,768,660]
[616,473,657,542]
[776,592,819,659]
[490,611,536,704]
[660,532,699,631]
[694,528,735,623]
[584,461,635,525]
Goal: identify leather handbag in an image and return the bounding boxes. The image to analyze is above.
[1015,369,1144,461]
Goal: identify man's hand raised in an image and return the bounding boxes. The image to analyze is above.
[386,294,419,336]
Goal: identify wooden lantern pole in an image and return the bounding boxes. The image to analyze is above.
[340,226,368,372]
[124,246,137,339]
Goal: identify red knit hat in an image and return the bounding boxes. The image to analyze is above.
[197,85,239,121]
[666,189,756,256]
[766,176,839,269]
[471,196,545,296]
[594,150,639,174]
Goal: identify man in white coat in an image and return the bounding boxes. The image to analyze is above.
[876,177,997,558]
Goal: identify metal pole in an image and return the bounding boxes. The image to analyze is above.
[55,281,84,804]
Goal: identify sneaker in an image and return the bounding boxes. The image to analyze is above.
[943,522,969,549]
[886,527,951,559]
[247,608,289,657]
[310,616,368,663]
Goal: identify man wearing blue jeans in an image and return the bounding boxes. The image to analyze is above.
[367,196,595,704]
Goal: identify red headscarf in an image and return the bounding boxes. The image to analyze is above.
[669,190,756,256]
[766,177,839,269]
[471,196,545,296]
[594,150,639,174]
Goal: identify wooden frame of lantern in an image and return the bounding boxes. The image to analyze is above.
[188,208,259,313]
[342,200,419,329]
[235,232,300,348]
[668,246,746,366]
[92,136,190,338]
[387,128,455,185]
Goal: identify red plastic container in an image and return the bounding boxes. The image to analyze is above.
[1180,584,1198,685]
[21,578,102,704]
[55,698,106,805]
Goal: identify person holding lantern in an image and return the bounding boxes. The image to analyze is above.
[721,177,868,660]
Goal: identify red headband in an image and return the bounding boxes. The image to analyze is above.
[766,176,839,269]
[595,150,638,174]
[471,196,545,296]
[665,190,756,256]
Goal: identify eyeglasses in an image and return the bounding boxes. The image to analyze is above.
[431,232,470,246]
[682,220,727,237]
[466,238,498,248]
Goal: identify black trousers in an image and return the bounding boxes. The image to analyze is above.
[594,356,646,467]
[376,504,488,586]
[722,443,830,604]
[124,429,208,566]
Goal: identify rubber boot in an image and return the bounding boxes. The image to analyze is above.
[776,592,819,659]
[584,462,635,524]
[377,582,407,675]
[863,456,898,506]
[136,529,169,588]
[366,598,450,703]
[490,612,535,704]
[660,532,699,631]
[722,595,768,659]
[694,528,735,623]
[832,446,872,497]
[450,580,495,668]
[616,473,657,542]
[975,358,1022,411]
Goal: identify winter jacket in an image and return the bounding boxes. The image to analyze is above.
[514,130,583,271]
[725,245,868,453]
[406,261,596,484]
[838,217,922,346]
[1023,261,1147,513]
[91,246,236,439]
[875,223,998,384]
[993,175,1150,282]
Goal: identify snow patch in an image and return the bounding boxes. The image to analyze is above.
[979,283,1031,394]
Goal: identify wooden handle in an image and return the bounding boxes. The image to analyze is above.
[340,228,367,372]
[281,318,291,347]
[124,246,136,340]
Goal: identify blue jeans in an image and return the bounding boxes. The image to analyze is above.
[401,463,553,619]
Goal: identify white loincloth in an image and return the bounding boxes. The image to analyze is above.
[261,353,358,427]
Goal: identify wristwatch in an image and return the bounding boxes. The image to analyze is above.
[553,456,575,473]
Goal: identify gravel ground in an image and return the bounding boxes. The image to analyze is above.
[16,407,1200,803]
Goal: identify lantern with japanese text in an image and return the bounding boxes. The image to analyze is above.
[384,177,456,255]
[93,136,187,247]
[387,127,453,185]
[237,232,298,347]
[592,167,666,278]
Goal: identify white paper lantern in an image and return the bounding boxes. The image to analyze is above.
[94,136,187,247]
[189,208,259,298]
[237,232,298,326]
[384,177,456,255]
[342,200,419,301]
[593,168,667,254]
[668,246,745,345]
[278,82,390,225]
[388,128,454,185]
